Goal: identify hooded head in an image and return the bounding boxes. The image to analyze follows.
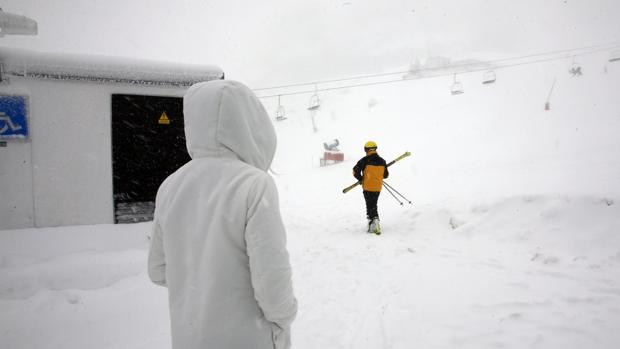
[183,80,277,171]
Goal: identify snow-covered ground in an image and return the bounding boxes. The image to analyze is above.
[2,55,620,348]
[2,192,620,349]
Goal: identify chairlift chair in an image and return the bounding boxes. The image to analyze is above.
[275,105,286,121]
[569,64,582,77]
[568,57,582,77]
[275,95,287,121]
[482,70,496,84]
[308,94,320,111]
[451,82,464,95]
[450,74,464,95]
[308,85,320,111]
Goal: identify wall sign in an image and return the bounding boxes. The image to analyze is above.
[0,95,29,139]
[158,111,170,125]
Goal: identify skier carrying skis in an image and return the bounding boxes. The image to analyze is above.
[353,141,389,234]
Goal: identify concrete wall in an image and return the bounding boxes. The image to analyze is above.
[0,77,186,229]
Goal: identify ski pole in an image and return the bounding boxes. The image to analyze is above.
[342,151,411,193]
[383,181,413,205]
[382,183,403,206]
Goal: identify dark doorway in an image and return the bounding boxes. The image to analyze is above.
[112,94,190,223]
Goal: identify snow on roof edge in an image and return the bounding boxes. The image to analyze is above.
[0,47,224,87]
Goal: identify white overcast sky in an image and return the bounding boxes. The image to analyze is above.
[2,0,619,87]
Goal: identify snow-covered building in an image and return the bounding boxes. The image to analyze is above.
[0,48,223,229]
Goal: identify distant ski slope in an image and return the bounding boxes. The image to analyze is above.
[270,51,620,203]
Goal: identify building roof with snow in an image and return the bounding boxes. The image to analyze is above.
[0,47,224,86]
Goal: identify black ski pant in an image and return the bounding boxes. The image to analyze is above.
[363,190,380,220]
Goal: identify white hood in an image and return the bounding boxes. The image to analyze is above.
[149,80,296,349]
[183,80,276,171]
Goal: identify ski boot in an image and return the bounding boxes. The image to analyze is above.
[369,218,381,235]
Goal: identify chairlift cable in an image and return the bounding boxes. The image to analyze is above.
[253,41,620,93]
[257,44,620,99]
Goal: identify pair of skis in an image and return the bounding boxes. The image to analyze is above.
[341,151,411,193]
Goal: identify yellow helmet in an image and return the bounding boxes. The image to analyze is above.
[364,141,377,151]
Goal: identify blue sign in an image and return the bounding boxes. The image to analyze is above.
[0,95,29,139]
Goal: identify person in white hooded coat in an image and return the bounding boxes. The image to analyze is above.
[148,80,297,349]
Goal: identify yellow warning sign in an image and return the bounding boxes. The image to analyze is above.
[158,112,170,125]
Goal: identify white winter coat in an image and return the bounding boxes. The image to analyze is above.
[148,80,297,349]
